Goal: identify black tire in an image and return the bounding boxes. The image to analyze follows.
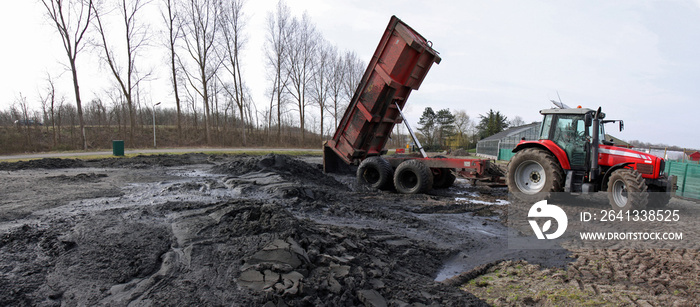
[433,168,456,189]
[607,169,648,211]
[506,148,565,202]
[357,156,394,190]
[393,160,433,194]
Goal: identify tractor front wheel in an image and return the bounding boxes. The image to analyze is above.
[507,148,564,202]
[607,169,648,211]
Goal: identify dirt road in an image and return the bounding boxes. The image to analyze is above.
[0,153,697,306]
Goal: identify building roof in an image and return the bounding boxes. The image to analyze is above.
[479,122,540,142]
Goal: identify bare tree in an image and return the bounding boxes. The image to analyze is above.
[265,0,292,142]
[180,0,220,145]
[343,50,365,103]
[454,110,472,148]
[40,73,59,147]
[311,40,331,141]
[285,13,318,143]
[106,87,126,137]
[16,93,32,146]
[40,0,94,150]
[92,0,151,147]
[162,0,184,144]
[326,46,345,131]
[218,0,248,145]
[508,115,525,127]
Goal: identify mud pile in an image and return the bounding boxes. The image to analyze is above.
[0,198,484,306]
[0,158,86,171]
[212,154,344,189]
[46,173,108,182]
[0,153,489,306]
[0,153,214,171]
[91,153,213,168]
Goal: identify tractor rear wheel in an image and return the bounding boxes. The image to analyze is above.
[507,148,565,202]
[357,156,393,190]
[433,168,456,189]
[394,160,433,194]
[607,169,648,211]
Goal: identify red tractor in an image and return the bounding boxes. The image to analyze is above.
[507,106,676,210]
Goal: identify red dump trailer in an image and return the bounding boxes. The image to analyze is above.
[323,16,502,194]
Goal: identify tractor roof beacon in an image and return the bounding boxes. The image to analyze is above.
[507,105,677,210]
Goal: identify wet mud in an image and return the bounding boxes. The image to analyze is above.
[0,154,496,306]
[0,153,694,306]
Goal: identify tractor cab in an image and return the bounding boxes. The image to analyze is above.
[539,107,603,171]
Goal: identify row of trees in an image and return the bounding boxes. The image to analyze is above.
[18,0,365,152]
[413,108,526,151]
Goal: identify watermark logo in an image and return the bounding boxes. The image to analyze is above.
[528,200,568,239]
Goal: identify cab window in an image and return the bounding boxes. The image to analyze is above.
[539,115,553,140]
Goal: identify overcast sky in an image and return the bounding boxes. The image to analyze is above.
[2,0,700,149]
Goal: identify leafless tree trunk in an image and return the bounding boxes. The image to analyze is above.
[311,40,331,141]
[16,94,31,146]
[92,0,151,148]
[40,74,59,147]
[183,80,199,133]
[181,0,220,145]
[40,0,94,150]
[107,88,124,138]
[327,46,345,131]
[56,98,65,144]
[210,79,220,142]
[162,0,184,145]
[265,0,291,142]
[219,0,248,145]
[266,74,277,140]
[285,13,318,143]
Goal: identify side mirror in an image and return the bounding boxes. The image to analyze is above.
[619,121,624,131]
[584,113,592,127]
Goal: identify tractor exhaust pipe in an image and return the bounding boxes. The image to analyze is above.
[589,107,601,182]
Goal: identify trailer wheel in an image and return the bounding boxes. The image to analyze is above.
[357,156,394,190]
[507,148,564,202]
[607,169,648,211]
[394,160,433,194]
[433,168,456,189]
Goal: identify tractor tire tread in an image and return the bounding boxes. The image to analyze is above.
[607,168,648,211]
[506,147,565,203]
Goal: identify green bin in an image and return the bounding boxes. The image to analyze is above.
[112,140,125,156]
